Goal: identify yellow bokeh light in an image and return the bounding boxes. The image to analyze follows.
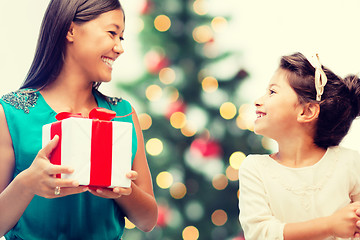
[124,217,136,229]
[211,17,228,33]
[138,113,152,130]
[159,67,176,84]
[192,25,213,43]
[201,76,218,93]
[181,123,197,137]
[193,0,208,15]
[164,86,180,103]
[156,171,174,189]
[154,15,171,32]
[146,138,163,156]
[170,182,187,199]
[146,84,162,101]
[170,112,187,129]
[211,209,228,226]
[182,226,199,240]
[226,166,239,181]
[220,102,237,120]
[212,174,228,190]
[229,151,246,169]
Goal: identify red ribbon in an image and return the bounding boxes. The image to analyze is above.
[55,107,117,121]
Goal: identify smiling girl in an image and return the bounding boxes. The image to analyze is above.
[239,52,360,240]
[0,0,157,239]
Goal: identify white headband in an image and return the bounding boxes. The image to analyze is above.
[309,54,328,101]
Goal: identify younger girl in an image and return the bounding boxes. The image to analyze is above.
[239,52,360,240]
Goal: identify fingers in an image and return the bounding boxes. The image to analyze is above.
[88,187,132,199]
[46,186,88,199]
[126,171,138,180]
[39,135,59,158]
[46,164,74,175]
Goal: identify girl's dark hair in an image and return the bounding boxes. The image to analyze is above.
[280,52,360,149]
[21,0,123,90]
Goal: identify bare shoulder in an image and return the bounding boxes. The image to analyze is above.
[0,103,15,191]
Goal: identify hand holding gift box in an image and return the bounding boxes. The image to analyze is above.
[42,107,133,188]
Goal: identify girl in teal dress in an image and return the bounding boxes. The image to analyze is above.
[0,0,158,239]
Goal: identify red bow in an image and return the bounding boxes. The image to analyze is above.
[55,107,117,121]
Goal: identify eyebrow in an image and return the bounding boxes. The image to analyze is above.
[268,83,280,88]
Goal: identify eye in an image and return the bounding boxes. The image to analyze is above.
[268,89,276,95]
[120,36,124,41]
[109,31,117,36]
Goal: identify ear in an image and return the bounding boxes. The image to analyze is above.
[297,102,320,123]
[66,22,75,42]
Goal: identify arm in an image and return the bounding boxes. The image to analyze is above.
[239,156,360,240]
[284,203,360,240]
[0,105,86,236]
[115,108,157,232]
[89,108,158,232]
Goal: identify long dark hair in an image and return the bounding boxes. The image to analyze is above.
[21,0,123,90]
[280,52,360,149]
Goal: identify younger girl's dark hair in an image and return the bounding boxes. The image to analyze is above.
[21,0,123,90]
[280,52,360,149]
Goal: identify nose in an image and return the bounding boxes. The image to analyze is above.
[113,40,124,55]
[254,95,263,107]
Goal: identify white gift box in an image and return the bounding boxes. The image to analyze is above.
[42,116,132,188]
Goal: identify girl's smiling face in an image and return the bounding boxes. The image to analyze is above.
[254,68,303,140]
[66,9,125,83]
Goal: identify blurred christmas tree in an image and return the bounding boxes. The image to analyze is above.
[119,0,268,239]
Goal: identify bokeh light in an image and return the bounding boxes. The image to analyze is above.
[154,15,171,32]
[138,113,152,130]
[185,201,204,221]
[146,84,163,101]
[192,0,208,15]
[225,166,239,181]
[219,102,237,120]
[211,209,228,226]
[182,226,200,240]
[229,151,246,169]
[165,86,180,103]
[159,67,176,84]
[170,182,187,199]
[212,174,228,190]
[170,112,187,129]
[201,76,218,93]
[124,217,136,229]
[146,138,164,156]
[156,171,174,189]
[181,124,197,137]
[211,16,228,33]
[192,25,213,43]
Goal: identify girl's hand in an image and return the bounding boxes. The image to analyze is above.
[88,171,138,199]
[22,135,88,198]
[327,202,360,238]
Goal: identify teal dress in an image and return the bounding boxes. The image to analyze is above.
[0,89,137,240]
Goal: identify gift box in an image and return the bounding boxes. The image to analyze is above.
[42,108,133,188]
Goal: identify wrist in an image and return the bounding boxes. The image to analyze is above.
[322,216,334,237]
[15,170,36,198]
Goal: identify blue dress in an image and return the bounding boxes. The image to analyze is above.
[0,89,137,240]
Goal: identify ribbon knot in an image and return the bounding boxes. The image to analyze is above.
[55,107,129,121]
[309,54,328,101]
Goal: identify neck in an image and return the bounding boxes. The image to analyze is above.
[273,132,326,168]
[40,71,98,116]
